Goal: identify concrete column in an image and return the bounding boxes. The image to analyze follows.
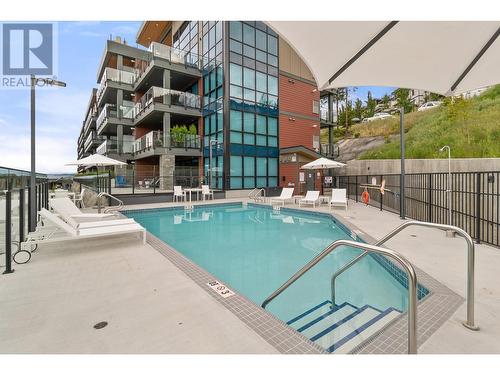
[117,125,123,155]
[117,55,123,70]
[163,69,171,105]
[163,112,171,147]
[159,154,175,191]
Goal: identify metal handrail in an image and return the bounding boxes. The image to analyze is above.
[261,239,418,354]
[248,188,266,201]
[330,220,478,330]
[248,188,258,199]
[97,192,124,213]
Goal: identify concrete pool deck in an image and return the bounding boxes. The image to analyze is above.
[1,197,499,353]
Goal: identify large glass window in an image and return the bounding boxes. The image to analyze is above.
[228,22,279,189]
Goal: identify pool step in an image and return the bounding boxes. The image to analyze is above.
[287,301,401,353]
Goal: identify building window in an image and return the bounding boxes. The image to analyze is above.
[313,100,320,114]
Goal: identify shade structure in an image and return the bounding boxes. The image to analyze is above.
[266,21,500,95]
[65,154,126,167]
[301,157,346,170]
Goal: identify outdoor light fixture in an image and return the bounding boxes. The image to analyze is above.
[439,145,455,237]
[30,75,67,232]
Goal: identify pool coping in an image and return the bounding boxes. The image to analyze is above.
[122,200,464,354]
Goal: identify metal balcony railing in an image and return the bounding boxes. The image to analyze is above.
[97,139,134,155]
[133,130,201,154]
[133,86,202,118]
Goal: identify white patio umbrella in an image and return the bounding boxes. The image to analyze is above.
[301,157,346,170]
[66,154,126,190]
[267,21,500,219]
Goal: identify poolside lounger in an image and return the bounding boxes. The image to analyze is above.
[50,197,118,223]
[269,187,294,206]
[22,209,146,252]
[298,191,320,208]
[329,188,348,211]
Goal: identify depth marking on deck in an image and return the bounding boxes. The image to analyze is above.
[207,280,235,298]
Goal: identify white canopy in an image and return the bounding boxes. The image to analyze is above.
[266,21,500,95]
[301,157,346,170]
[65,154,126,167]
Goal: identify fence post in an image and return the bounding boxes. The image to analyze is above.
[19,188,25,244]
[380,175,383,211]
[153,165,157,194]
[475,173,481,244]
[44,182,48,208]
[108,171,111,195]
[3,190,14,274]
[355,176,358,203]
[27,183,32,232]
[132,167,135,194]
[428,173,432,222]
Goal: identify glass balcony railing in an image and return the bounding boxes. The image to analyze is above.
[133,130,201,154]
[96,67,136,102]
[97,139,134,155]
[320,143,340,157]
[134,86,202,118]
[96,103,135,132]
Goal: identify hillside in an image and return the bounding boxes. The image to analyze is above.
[326,85,500,160]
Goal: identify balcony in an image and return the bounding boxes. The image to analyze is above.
[96,67,136,103]
[83,112,96,137]
[132,130,202,159]
[96,138,134,156]
[134,87,202,126]
[320,143,340,158]
[96,103,135,135]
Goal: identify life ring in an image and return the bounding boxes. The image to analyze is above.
[361,190,370,205]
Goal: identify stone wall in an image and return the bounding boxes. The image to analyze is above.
[159,154,175,190]
[335,158,500,176]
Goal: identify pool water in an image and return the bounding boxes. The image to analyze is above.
[125,203,409,322]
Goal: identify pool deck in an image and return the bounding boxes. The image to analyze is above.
[1,197,499,354]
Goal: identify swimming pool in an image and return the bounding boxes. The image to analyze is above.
[125,203,431,352]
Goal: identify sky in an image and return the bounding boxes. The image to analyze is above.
[0,21,393,174]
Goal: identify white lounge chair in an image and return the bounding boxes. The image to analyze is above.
[50,197,117,223]
[269,187,294,206]
[22,209,146,253]
[329,188,348,211]
[201,185,214,200]
[73,188,86,208]
[173,186,185,202]
[299,191,320,207]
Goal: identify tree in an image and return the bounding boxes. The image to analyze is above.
[392,88,413,113]
[365,90,377,117]
[354,98,363,119]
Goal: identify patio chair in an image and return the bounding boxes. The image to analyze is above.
[201,185,214,200]
[298,191,320,208]
[49,197,118,223]
[73,188,86,208]
[173,186,186,202]
[269,187,294,206]
[329,188,348,211]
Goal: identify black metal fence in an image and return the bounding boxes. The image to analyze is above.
[1,166,49,273]
[338,171,500,247]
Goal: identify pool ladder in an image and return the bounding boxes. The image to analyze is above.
[261,220,479,354]
[248,188,266,202]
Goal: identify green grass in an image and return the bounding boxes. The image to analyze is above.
[358,85,500,159]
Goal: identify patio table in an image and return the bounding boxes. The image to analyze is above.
[184,187,203,202]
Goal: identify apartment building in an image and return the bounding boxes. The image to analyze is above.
[77,21,332,192]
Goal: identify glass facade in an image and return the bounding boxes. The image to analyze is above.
[173,21,199,57]
[228,21,279,189]
[202,21,224,189]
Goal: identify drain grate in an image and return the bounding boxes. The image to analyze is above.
[93,321,108,330]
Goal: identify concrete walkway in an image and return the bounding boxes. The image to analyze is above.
[1,197,499,353]
[0,233,278,354]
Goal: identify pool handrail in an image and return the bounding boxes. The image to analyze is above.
[330,220,478,331]
[261,239,418,354]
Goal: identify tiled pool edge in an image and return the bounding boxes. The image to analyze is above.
[145,231,326,354]
[123,201,465,354]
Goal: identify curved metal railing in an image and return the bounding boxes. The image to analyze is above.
[97,192,124,213]
[330,220,478,331]
[261,239,418,354]
[248,188,266,202]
